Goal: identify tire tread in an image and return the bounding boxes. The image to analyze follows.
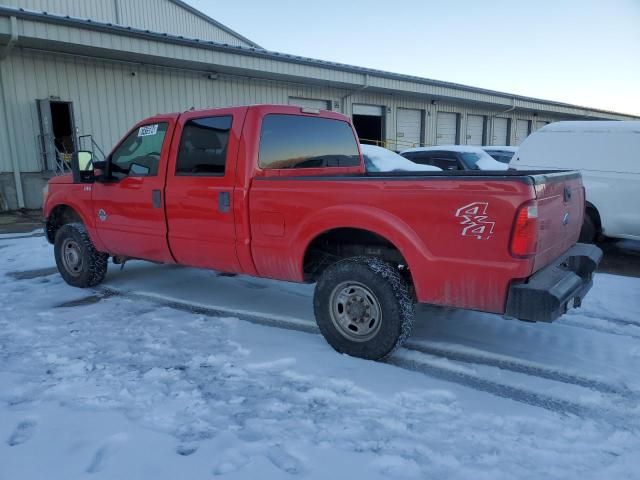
[54,223,108,288]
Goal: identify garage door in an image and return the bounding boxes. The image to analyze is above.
[288,97,329,110]
[466,115,485,145]
[492,117,509,145]
[436,112,458,145]
[353,104,383,116]
[396,108,422,149]
[515,119,531,145]
[536,120,549,130]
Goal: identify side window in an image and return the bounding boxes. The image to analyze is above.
[259,114,360,169]
[176,116,232,175]
[401,152,419,162]
[110,122,168,179]
[430,153,462,171]
[405,152,436,167]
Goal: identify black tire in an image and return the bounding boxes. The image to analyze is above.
[579,213,597,243]
[54,223,108,288]
[313,256,415,360]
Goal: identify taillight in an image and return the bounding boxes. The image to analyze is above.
[510,201,538,258]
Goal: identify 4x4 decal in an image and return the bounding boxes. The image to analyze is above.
[455,202,495,240]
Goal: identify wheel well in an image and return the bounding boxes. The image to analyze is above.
[585,202,602,233]
[46,205,82,244]
[303,228,410,282]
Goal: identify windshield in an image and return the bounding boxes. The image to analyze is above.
[360,144,441,172]
[459,150,507,170]
[459,152,484,169]
[485,150,516,163]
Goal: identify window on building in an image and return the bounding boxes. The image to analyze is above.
[110,122,168,179]
[259,114,360,169]
[176,116,232,175]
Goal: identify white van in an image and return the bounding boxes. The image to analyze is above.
[510,121,640,242]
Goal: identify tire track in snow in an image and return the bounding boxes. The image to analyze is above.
[92,286,634,425]
[404,340,635,398]
[388,351,630,426]
[557,318,640,340]
[571,310,640,329]
[97,287,320,335]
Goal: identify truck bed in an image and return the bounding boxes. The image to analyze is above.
[250,169,584,313]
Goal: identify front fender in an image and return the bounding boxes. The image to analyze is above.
[44,184,106,252]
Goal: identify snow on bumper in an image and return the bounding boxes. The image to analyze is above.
[505,243,603,322]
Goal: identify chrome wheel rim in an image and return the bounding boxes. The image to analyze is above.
[329,281,382,342]
[61,238,83,277]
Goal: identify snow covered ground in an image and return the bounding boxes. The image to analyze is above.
[1,234,640,479]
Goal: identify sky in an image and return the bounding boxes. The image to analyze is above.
[184,0,640,116]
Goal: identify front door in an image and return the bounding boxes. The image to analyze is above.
[91,116,177,263]
[164,108,247,273]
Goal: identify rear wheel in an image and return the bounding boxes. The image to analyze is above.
[579,213,597,243]
[54,223,108,288]
[313,256,415,360]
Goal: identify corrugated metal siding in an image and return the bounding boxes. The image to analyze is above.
[117,0,251,46]
[5,13,634,121]
[0,0,252,46]
[1,50,345,172]
[0,49,584,174]
[1,0,116,23]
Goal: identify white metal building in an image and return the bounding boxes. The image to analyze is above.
[0,0,637,210]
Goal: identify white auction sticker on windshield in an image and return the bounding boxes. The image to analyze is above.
[138,124,159,137]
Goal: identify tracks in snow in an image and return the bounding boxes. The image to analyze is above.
[404,340,633,397]
[89,286,637,425]
[4,263,636,424]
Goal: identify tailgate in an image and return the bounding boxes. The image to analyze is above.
[530,171,584,273]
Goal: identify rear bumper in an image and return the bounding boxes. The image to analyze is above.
[505,243,603,322]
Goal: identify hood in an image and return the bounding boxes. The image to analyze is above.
[48,173,74,184]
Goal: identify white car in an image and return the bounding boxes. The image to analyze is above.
[510,121,640,242]
[399,145,508,171]
[483,146,518,164]
[360,144,441,172]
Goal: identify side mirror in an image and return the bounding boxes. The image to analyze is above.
[92,160,107,170]
[71,150,95,183]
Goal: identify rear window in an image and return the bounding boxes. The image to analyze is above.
[460,152,483,169]
[259,114,360,169]
[176,116,232,175]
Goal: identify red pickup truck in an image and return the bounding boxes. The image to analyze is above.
[43,105,601,360]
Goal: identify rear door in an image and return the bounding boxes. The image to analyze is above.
[531,172,584,272]
[92,116,176,262]
[164,108,248,272]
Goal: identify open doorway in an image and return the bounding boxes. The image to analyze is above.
[352,115,383,145]
[37,99,77,172]
[50,102,75,154]
[352,104,384,146]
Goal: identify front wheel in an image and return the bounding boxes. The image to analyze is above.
[313,256,415,360]
[54,223,108,288]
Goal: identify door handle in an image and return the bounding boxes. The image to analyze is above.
[151,189,162,208]
[218,191,231,213]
